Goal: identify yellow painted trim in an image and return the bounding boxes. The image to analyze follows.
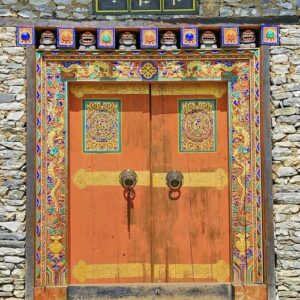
[151,83,227,98]
[72,170,150,189]
[153,169,228,190]
[70,82,226,99]
[72,168,228,190]
[70,83,149,98]
[72,260,229,283]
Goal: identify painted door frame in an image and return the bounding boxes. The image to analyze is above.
[25,47,275,299]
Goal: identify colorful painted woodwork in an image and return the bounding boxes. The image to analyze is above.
[97,28,115,49]
[83,99,121,153]
[18,25,278,50]
[138,61,158,80]
[240,29,257,48]
[79,31,96,50]
[160,31,178,50]
[119,32,137,50]
[69,81,230,284]
[179,99,216,152]
[38,30,56,50]
[16,26,35,47]
[140,28,159,48]
[57,27,76,48]
[200,30,218,49]
[221,26,240,47]
[180,27,199,48]
[261,25,279,45]
[36,49,263,287]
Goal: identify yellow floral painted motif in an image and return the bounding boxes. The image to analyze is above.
[180,99,216,152]
[49,236,63,258]
[83,100,121,153]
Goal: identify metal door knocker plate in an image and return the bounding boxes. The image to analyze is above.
[119,169,138,238]
[119,169,138,189]
[166,170,184,200]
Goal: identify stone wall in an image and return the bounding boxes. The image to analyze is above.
[0,0,297,19]
[0,19,299,300]
[0,27,26,300]
[271,25,300,299]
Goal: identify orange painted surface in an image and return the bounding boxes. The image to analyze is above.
[69,83,151,284]
[34,287,67,300]
[151,83,230,282]
[69,82,230,284]
[234,284,267,300]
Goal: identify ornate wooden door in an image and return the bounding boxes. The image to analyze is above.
[69,83,152,284]
[151,83,230,282]
[68,82,230,284]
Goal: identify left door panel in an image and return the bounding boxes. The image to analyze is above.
[68,83,151,284]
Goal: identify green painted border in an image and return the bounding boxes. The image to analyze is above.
[162,0,196,12]
[130,0,162,13]
[178,99,217,153]
[94,0,130,13]
[82,99,122,153]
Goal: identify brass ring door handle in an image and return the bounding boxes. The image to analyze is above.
[119,169,138,189]
[165,170,184,190]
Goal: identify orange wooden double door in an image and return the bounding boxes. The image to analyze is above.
[68,82,230,284]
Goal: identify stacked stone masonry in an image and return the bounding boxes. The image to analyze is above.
[0,27,26,300]
[271,25,300,300]
[0,0,298,19]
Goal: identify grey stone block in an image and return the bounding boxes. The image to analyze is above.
[0,94,15,103]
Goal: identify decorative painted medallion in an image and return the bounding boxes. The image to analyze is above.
[179,99,216,152]
[97,28,115,48]
[261,25,279,45]
[138,61,158,80]
[140,28,159,48]
[83,99,121,153]
[221,26,240,47]
[180,27,199,48]
[57,27,76,48]
[17,26,35,47]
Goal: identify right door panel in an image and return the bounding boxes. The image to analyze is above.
[151,82,230,283]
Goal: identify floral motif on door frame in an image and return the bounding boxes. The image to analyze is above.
[35,49,262,286]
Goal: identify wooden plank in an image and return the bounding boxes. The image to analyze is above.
[0,16,298,28]
[25,47,36,299]
[68,283,233,299]
[261,46,276,300]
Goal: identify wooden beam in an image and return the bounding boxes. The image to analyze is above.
[261,46,276,300]
[25,46,36,300]
[0,16,298,28]
[68,284,233,299]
